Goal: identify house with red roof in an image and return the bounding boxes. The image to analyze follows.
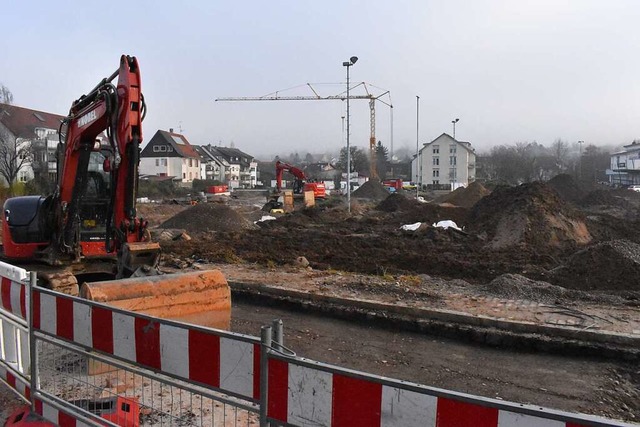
[139,129,201,183]
[0,103,65,184]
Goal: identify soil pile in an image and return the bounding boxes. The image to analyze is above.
[547,174,586,204]
[352,180,390,201]
[483,274,572,303]
[160,203,256,232]
[376,193,415,212]
[469,182,591,250]
[137,204,189,228]
[551,239,640,291]
[436,181,490,208]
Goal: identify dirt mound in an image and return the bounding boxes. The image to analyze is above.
[436,181,490,208]
[376,193,415,212]
[137,204,189,228]
[547,174,586,204]
[352,180,390,201]
[469,182,591,250]
[551,240,640,291]
[483,274,571,302]
[160,203,256,232]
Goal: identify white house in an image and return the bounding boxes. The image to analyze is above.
[412,133,476,190]
[200,146,257,189]
[0,103,65,184]
[139,129,201,183]
[609,141,640,186]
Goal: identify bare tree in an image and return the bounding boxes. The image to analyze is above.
[0,137,32,195]
[0,85,32,194]
[551,138,569,173]
[0,84,13,104]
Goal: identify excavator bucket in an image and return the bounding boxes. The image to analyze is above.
[80,270,231,329]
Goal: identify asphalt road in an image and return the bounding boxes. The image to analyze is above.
[231,301,639,423]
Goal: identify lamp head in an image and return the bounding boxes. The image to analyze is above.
[350,56,358,64]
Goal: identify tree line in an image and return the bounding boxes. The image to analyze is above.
[479,139,613,185]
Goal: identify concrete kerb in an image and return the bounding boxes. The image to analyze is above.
[229,281,640,360]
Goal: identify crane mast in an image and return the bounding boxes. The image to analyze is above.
[215,82,392,179]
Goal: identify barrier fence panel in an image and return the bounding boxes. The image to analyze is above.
[0,261,30,402]
[30,283,260,426]
[264,343,635,427]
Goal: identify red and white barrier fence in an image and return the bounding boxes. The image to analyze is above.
[32,287,261,402]
[0,259,635,427]
[266,352,634,427]
[0,363,30,401]
[0,261,31,405]
[0,275,27,321]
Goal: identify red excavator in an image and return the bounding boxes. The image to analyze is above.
[1,55,230,326]
[275,160,326,199]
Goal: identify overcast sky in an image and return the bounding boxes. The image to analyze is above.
[2,1,639,159]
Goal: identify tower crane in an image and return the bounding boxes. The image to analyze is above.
[215,82,392,179]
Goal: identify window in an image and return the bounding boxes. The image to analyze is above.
[189,172,193,179]
[449,156,456,166]
[450,145,457,154]
[433,180,439,185]
[167,146,174,152]
[155,159,160,166]
[433,145,439,154]
[432,169,439,177]
[195,160,199,167]
[161,159,167,166]
[449,168,457,179]
[183,173,186,179]
[433,157,439,166]
[153,146,160,152]
[189,159,193,167]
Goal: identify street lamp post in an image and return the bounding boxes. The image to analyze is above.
[343,56,358,213]
[578,140,584,180]
[416,95,420,200]
[452,118,459,139]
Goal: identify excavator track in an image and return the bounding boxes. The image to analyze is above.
[37,271,79,296]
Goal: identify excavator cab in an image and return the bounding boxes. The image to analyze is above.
[78,148,111,245]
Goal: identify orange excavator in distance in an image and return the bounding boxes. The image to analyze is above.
[1,55,230,327]
[275,160,326,199]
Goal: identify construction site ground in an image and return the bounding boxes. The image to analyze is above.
[2,176,640,423]
[151,177,640,423]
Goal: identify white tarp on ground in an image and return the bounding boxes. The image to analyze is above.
[255,215,277,224]
[433,220,462,231]
[400,222,422,231]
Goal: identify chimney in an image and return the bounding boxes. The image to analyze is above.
[169,128,174,133]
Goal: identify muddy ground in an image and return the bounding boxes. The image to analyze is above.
[152,177,640,298]
[143,176,640,421]
[3,177,640,424]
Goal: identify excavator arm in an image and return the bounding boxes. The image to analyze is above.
[57,55,145,257]
[275,160,306,193]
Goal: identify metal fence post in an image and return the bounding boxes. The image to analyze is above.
[28,271,37,412]
[272,319,283,352]
[259,325,272,427]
